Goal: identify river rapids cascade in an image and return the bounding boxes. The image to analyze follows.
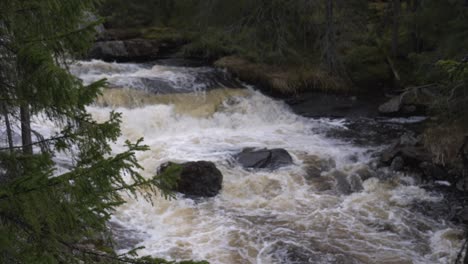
[34,59,465,263]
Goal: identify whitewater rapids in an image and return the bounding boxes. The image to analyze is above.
[63,60,465,263]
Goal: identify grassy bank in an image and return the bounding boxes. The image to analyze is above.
[214,56,348,95]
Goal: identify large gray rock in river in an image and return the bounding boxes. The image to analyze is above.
[234,148,293,170]
[89,39,160,62]
[158,161,223,197]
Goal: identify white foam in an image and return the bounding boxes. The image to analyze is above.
[20,60,459,264]
[70,59,220,92]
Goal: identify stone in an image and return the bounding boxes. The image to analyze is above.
[234,148,293,170]
[326,170,365,195]
[380,141,401,164]
[351,165,376,182]
[390,156,405,171]
[89,41,128,60]
[399,132,419,146]
[380,143,431,167]
[303,155,335,180]
[456,177,468,192]
[401,86,439,107]
[158,161,223,197]
[378,96,401,115]
[309,176,335,191]
[401,105,417,114]
[329,170,352,195]
[89,39,160,62]
[348,173,364,193]
[109,221,143,251]
[399,147,432,165]
[456,208,468,224]
[419,162,447,181]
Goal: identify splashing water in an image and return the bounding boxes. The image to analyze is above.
[60,60,464,263]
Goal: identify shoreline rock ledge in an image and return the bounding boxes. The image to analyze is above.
[234,148,294,170]
[158,161,223,198]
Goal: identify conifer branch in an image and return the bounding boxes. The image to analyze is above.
[0,134,69,152]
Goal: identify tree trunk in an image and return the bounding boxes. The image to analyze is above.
[392,0,401,57]
[325,0,336,73]
[20,105,32,155]
[409,0,421,53]
[160,0,174,26]
[1,103,14,153]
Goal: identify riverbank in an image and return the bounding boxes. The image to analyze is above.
[69,56,466,263]
[85,27,468,259]
[88,26,467,190]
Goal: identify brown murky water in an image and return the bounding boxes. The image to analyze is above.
[68,60,463,264]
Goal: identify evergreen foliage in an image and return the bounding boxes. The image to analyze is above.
[1,0,466,262]
[99,0,467,90]
[0,1,201,263]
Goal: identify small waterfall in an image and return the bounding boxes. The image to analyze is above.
[95,88,249,118]
[43,59,462,264]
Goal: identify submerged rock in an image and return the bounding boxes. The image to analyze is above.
[456,177,468,192]
[419,162,448,181]
[390,156,405,171]
[234,148,293,170]
[455,208,468,224]
[327,170,363,195]
[303,155,336,179]
[380,132,431,166]
[330,170,352,195]
[158,161,223,197]
[109,221,144,251]
[350,164,376,182]
[348,173,364,193]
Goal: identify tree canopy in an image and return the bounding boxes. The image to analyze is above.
[0,1,188,263]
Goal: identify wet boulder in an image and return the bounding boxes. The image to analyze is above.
[390,156,405,171]
[378,96,401,115]
[234,148,293,170]
[419,162,448,181]
[455,208,468,224]
[327,170,363,195]
[378,86,440,116]
[89,41,128,61]
[456,176,468,192]
[89,39,160,62]
[303,155,336,180]
[380,132,431,167]
[350,164,376,182]
[158,161,223,197]
[379,132,454,182]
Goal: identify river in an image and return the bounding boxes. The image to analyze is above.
[65,59,463,264]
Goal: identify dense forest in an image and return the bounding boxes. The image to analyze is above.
[99,0,468,170]
[101,0,467,87]
[98,1,468,162]
[1,0,467,263]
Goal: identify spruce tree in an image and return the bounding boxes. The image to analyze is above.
[0,1,192,263]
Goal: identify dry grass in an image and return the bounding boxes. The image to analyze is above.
[140,27,188,43]
[214,56,349,95]
[423,123,468,166]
